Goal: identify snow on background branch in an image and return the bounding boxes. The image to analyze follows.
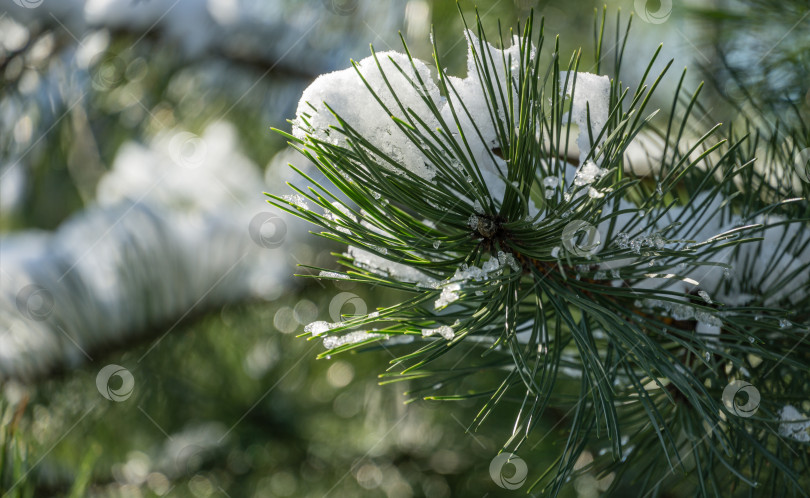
[0,0,409,380]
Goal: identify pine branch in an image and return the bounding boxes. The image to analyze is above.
[269,8,810,497]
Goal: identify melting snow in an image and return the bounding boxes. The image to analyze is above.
[323,331,383,349]
[421,325,455,340]
[574,161,609,186]
[779,405,810,442]
[305,321,338,337]
[282,194,308,209]
[318,271,349,280]
[559,71,612,166]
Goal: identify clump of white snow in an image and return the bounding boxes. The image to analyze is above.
[439,32,526,179]
[559,71,612,166]
[628,192,810,307]
[574,161,609,186]
[778,405,810,442]
[292,30,542,215]
[292,51,441,181]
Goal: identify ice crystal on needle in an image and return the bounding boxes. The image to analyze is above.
[435,283,462,309]
[574,161,609,186]
[318,271,349,280]
[305,321,338,337]
[587,187,605,199]
[323,331,383,350]
[323,203,357,234]
[282,194,308,209]
[434,253,520,309]
[421,325,455,340]
[348,246,437,287]
[497,250,522,272]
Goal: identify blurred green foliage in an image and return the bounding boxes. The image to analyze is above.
[3,280,588,497]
